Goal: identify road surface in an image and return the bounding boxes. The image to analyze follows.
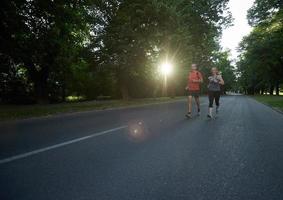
[0,95,283,200]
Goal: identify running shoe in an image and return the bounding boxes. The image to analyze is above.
[216,106,219,114]
[197,108,201,116]
[197,111,201,116]
[186,113,192,118]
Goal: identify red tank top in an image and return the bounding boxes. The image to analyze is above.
[188,70,203,91]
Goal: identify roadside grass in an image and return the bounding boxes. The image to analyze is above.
[0,97,185,122]
[253,95,283,112]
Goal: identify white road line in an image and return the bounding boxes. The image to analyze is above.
[0,126,127,165]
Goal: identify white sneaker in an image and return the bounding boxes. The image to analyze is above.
[208,108,213,118]
[186,113,192,118]
[216,106,219,114]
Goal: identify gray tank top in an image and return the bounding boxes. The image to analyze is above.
[208,75,221,91]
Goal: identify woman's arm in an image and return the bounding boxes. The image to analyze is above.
[218,75,225,85]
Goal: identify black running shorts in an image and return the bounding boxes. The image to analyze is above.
[187,90,200,97]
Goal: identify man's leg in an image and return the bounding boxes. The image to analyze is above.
[188,95,192,113]
[194,96,201,114]
[186,95,192,118]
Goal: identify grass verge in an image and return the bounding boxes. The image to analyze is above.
[253,95,283,113]
[0,97,185,122]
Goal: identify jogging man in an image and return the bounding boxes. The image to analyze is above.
[185,64,203,118]
[207,67,225,118]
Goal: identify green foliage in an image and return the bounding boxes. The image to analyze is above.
[1,0,233,103]
[97,0,232,99]
[247,0,283,26]
[0,0,96,103]
[238,3,283,95]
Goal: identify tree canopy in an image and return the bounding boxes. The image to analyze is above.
[0,0,233,103]
[238,0,283,95]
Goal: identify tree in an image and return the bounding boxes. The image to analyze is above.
[0,0,233,103]
[0,0,97,103]
[238,1,283,95]
[97,0,232,99]
[247,0,283,26]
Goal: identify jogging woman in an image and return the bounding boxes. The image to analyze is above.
[207,67,224,118]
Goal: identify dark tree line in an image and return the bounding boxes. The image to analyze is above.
[237,0,283,95]
[0,0,234,104]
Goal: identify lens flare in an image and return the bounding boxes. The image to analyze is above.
[161,62,173,76]
[127,120,148,142]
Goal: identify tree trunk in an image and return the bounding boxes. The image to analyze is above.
[29,65,50,104]
[120,83,129,100]
[117,71,130,100]
[249,87,255,95]
[34,76,49,104]
[269,85,274,96]
[275,82,280,96]
[61,83,66,102]
[169,79,176,98]
[162,76,167,97]
[260,88,264,95]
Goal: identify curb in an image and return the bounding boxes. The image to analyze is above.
[0,98,187,125]
[248,96,283,115]
[261,103,283,115]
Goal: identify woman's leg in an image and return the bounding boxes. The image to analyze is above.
[208,91,214,108]
[215,91,221,106]
[208,91,214,117]
[215,91,221,113]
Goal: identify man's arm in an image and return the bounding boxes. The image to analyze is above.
[199,72,203,83]
[193,72,203,83]
[185,73,190,90]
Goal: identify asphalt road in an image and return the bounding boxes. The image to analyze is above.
[0,95,283,200]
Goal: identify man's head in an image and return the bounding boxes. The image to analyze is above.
[191,64,198,70]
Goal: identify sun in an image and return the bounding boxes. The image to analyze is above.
[160,62,173,76]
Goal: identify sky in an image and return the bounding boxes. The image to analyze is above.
[221,0,255,60]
